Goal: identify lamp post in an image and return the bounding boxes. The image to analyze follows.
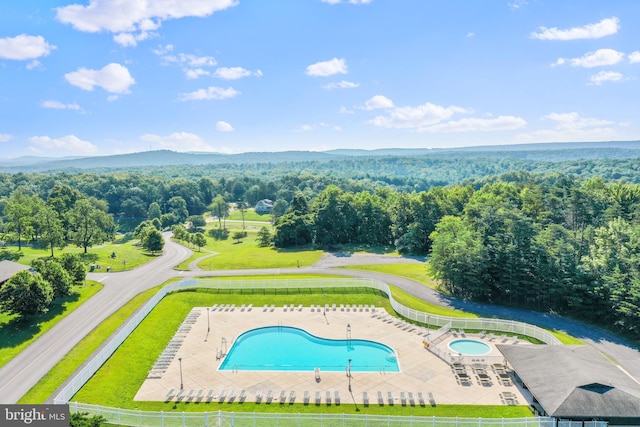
[178,357,183,390]
[348,358,352,392]
[207,307,210,333]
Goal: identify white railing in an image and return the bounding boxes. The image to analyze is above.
[55,277,560,405]
[69,402,558,427]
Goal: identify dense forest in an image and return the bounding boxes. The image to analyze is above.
[1,151,640,342]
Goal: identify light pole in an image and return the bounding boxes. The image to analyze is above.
[207,307,210,333]
[348,358,352,392]
[178,357,183,390]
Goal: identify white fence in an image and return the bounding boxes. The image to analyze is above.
[55,277,563,425]
[70,402,558,427]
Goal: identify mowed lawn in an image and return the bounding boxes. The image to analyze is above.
[0,282,103,369]
[176,222,323,270]
[3,238,158,272]
[72,288,531,417]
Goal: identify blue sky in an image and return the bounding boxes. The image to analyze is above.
[1,0,640,158]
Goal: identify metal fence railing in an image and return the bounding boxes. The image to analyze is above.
[69,402,559,427]
[55,277,564,425]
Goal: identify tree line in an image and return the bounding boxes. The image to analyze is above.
[2,169,640,341]
[271,174,640,341]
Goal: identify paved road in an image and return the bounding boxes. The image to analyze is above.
[0,233,192,404]
[1,237,638,404]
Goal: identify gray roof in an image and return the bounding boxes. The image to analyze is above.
[497,344,640,418]
[0,260,30,284]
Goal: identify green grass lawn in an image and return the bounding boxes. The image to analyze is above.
[72,287,531,417]
[18,283,168,404]
[175,223,323,270]
[3,238,158,272]
[0,281,103,369]
[341,264,437,289]
[227,209,272,222]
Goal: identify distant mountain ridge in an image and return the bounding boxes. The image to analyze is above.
[1,140,639,173]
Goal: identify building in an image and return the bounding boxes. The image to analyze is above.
[0,260,30,286]
[254,199,274,214]
[497,344,640,425]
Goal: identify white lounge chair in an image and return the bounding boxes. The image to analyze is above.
[289,390,296,403]
[303,391,310,404]
[218,389,226,402]
[279,390,286,402]
[239,389,246,402]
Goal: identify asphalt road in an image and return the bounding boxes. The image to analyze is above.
[0,233,192,404]
[0,237,638,404]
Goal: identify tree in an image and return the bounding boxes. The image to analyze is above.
[147,202,162,220]
[429,216,487,300]
[70,412,106,427]
[191,232,206,250]
[256,226,272,247]
[209,195,229,229]
[31,258,73,298]
[141,227,164,254]
[35,203,65,257]
[59,253,87,286]
[167,196,189,223]
[0,271,53,316]
[3,187,35,250]
[232,230,247,244]
[236,201,247,230]
[67,198,115,253]
[271,199,288,223]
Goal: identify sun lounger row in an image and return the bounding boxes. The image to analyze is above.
[166,388,247,403]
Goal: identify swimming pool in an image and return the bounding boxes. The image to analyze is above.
[219,326,399,372]
[448,339,491,356]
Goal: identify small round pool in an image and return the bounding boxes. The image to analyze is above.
[448,339,491,356]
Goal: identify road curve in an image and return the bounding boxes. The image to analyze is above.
[0,233,193,404]
[1,237,639,404]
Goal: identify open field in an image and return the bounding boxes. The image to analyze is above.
[2,238,158,272]
[175,223,324,270]
[341,264,437,289]
[0,282,103,369]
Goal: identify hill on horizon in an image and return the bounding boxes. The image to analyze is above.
[1,140,640,173]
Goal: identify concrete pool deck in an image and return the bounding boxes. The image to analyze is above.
[135,305,531,406]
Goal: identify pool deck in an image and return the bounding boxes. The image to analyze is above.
[135,305,531,406]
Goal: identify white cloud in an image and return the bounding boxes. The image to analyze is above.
[517,112,618,143]
[216,121,234,132]
[368,102,469,130]
[629,51,640,64]
[589,71,623,85]
[26,60,43,70]
[324,80,359,89]
[41,100,83,111]
[339,106,354,114]
[531,17,620,40]
[178,86,239,101]
[213,67,262,80]
[28,135,98,154]
[185,68,211,79]
[543,112,614,130]
[423,116,526,133]
[154,47,218,78]
[466,32,475,38]
[0,34,56,60]
[56,0,239,46]
[556,49,625,68]
[0,134,13,142]
[141,132,216,152]
[363,95,394,110]
[65,63,135,94]
[306,58,347,77]
[508,0,527,10]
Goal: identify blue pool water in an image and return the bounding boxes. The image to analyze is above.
[448,339,491,356]
[219,326,399,372]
